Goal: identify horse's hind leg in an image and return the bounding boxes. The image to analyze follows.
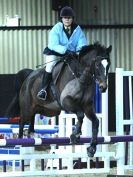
[19,111,35,138]
[86,112,99,157]
[70,112,84,144]
[19,117,25,138]
[28,115,35,137]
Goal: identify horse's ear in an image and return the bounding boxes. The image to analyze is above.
[107,45,112,53]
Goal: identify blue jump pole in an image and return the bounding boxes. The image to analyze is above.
[0,135,133,147]
[0,128,58,134]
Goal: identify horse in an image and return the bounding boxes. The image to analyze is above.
[6,42,112,157]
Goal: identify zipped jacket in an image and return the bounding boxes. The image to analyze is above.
[48,22,87,54]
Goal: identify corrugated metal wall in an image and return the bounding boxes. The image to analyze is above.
[0,0,133,74]
[0,29,50,73]
[0,0,57,26]
[1,28,133,73]
[73,0,133,25]
[85,28,133,71]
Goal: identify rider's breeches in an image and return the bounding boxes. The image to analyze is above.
[45,55,58,73]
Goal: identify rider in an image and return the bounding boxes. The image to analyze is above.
[37,6,88,100]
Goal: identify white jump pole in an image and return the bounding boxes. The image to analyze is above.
[115,68,125,175]
[128,75,133,165]
[101,88,109,169]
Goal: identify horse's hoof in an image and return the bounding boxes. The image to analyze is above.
[70,134,80,144]
[29,132,35,138]
[87,146,96,157]
[23,129,29,136]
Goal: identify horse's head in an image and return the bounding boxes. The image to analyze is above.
[93,53,111,92]
[79,42,112,93]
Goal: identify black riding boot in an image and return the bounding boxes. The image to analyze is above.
[37,71,52,100]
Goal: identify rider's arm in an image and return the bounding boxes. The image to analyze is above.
[75,26,88,52]
[48,23,68,54]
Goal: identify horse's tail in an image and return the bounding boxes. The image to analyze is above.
[5,68,33,117]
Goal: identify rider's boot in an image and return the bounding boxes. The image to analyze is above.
[37,71,52,100]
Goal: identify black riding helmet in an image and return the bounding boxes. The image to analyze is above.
[60,6,75,17]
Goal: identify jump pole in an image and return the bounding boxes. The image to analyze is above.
[0,135,133,147]
[116,68,125,175]
[0,124,58,134]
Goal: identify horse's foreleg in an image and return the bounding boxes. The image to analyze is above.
[70,112,84,144]
[87,113,99,157]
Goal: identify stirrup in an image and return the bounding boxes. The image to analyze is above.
[37,89,47,101]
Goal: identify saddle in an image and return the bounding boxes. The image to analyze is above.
[48,53,79,107]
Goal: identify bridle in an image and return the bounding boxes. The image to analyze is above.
[91,55,110,80]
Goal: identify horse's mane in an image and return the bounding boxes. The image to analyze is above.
[79,42,107,57]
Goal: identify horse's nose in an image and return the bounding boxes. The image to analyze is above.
[99,82,107,93]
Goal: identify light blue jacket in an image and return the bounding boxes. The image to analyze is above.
[48,22,87,54]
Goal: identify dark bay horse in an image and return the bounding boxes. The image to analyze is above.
[7,42,112,157]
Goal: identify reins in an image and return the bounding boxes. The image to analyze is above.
[36,52,78,68]
[64,61,78,80]
[36,58,60,68]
